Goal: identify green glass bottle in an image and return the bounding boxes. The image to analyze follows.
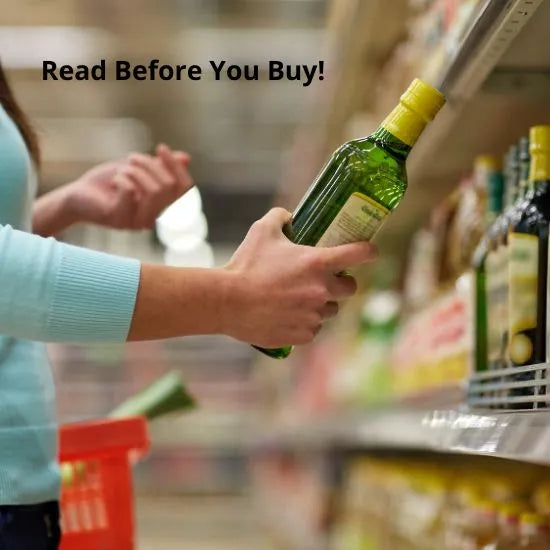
[508,127,550,373]
[473,157,504,373]
[256,79,445,359]
[493,140,523,373]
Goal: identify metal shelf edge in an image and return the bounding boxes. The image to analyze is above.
[256,409,550,465]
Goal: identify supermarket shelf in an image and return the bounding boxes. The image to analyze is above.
[469,363,550,409]
[382,0,550,249]
[437,0,545,100]
[258,409,550,466]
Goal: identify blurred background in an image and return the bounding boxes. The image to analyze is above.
[5,0,550,549]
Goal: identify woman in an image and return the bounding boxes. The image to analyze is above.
[0,62,375,548]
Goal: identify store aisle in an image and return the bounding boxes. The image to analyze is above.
[137,494,275,550]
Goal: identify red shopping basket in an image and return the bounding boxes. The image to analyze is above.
[58,417,150,550]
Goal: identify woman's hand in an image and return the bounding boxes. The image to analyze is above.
[68,144,193,229]
[219,208,378,347]
[33,144,193,237]
[128,208,377,346]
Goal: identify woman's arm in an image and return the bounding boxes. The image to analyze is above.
[0,209,377,347]
[33,144,192,237]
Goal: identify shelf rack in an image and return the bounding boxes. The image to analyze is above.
[257,408,550,466]
[381,0,549,251]
[259,0,550,466]
[468,363,550,409]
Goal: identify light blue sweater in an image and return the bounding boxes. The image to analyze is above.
[0,106,141,504]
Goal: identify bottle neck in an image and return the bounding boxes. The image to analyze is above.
[505,174,519,206]
[514,165,527,201]
[370,126,412,161]
[487,172,503,221]
[380,101,427,151]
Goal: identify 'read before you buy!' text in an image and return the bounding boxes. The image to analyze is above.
[42,59,326,87]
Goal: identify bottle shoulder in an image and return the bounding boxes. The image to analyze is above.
[339,137,408,184]
[510,191,550,233]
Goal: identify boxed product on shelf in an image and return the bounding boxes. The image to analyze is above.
[392,274,473,399]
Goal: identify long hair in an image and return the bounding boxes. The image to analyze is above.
[0,62,40,164]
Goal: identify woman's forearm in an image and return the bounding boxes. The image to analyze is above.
[0,208,375,348]
[32,185,78,237]
[128,264,234,340]
[0,223,238,343]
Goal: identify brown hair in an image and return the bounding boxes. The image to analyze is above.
[0,62,40,164]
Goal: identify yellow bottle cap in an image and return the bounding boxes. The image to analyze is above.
[475,155,501,171]
[521,512,547,526]
[530,125,550,153]
[401,78,446,123]
[529,125,550,181]
[381,78,445,146]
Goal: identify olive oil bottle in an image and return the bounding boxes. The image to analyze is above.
[508,126,550,376]
[474,157,503,373]
[492,141,524,374]
[496,144,521,368]
[256,79,445,359]
[473,157,503,373]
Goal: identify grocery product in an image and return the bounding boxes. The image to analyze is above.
[519,512,550,549]
[472,156,504,373]
[460,498,498,549]
[494,503,523,550]
[492,143,521,372]
[330,457,548,550]
[256,78,445,359]
[449,157,493,279]
[507,126,550,369]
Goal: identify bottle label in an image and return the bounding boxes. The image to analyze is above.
[508,232,539,366]
[499,242,510,365]
[316,192,389,248]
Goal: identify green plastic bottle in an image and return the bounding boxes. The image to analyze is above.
[256,79,445,359]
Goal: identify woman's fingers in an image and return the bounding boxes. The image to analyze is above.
[321,241,378,272]
[328,273,358,300]
[173,150,192,165]
[121,163,162,195]
[321,301,339,319]
[156,143,194,195]
[129,153,173,187]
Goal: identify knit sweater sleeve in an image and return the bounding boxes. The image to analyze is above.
[0,224,140,342]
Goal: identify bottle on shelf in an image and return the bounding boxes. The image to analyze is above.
[519,512,550,549]
[508,127,550,407]
[472,156,503,374]
[486,146,522,408]
[494,142,521,373]
[256,78,445,359]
